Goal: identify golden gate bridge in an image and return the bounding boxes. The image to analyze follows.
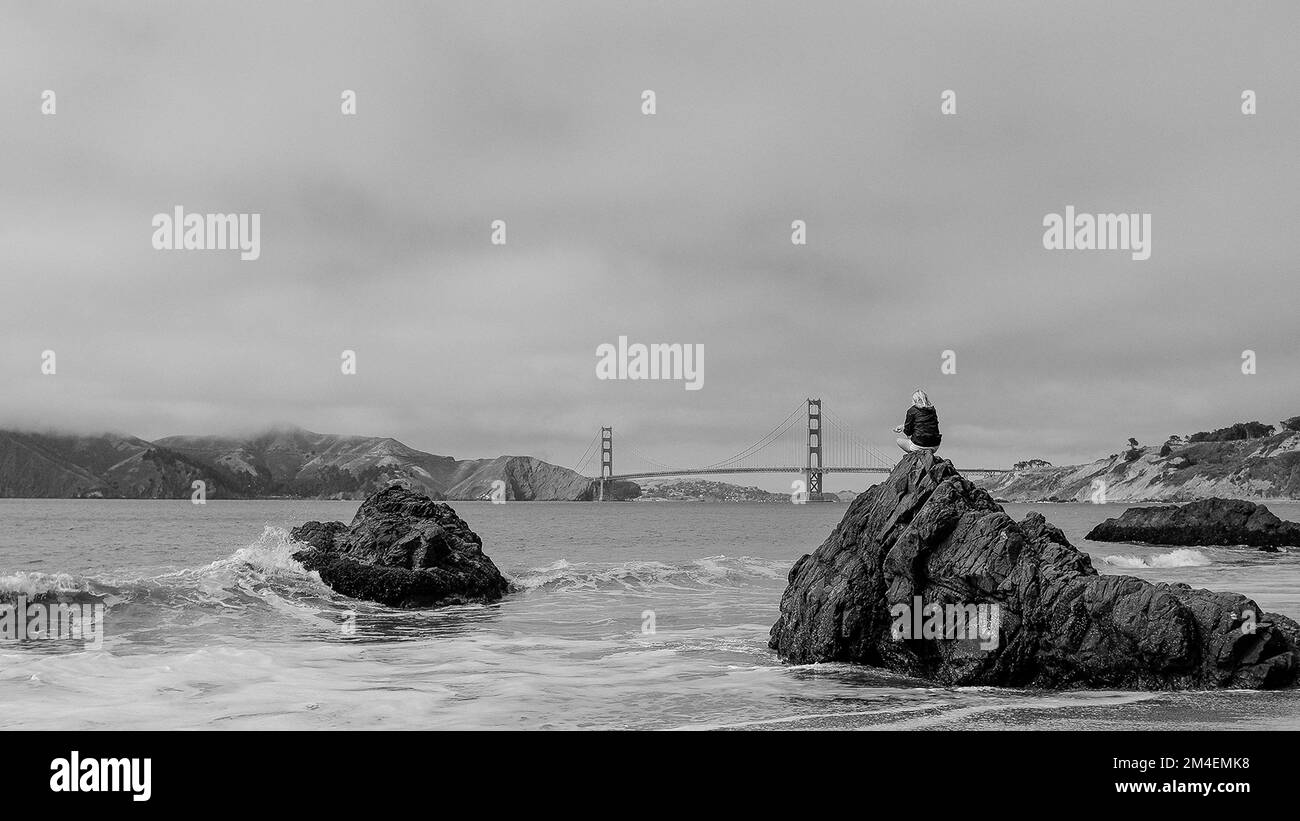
[572,398,1006,500]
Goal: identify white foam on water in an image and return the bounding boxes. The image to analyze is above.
[509,554,789,592]
[188,525,314,579]
[0,571,91,596]
[1103,548,1212,568]
[5,500,1298,731]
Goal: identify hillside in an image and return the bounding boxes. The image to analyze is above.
[441,455,638,501]
[155,426,460,499]
[976,430,1300,502]
[0,431,225,498]
[0,425,634,501]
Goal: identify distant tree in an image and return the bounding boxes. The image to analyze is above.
[1013,459,1053,470]
[1281,416,1300,433]
[1188,421,1276,443]
[1123,438,1143,462]
[1159,434,1183,458]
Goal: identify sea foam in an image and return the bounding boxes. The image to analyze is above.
[1102,548,1211,569]
[509,555,789,592]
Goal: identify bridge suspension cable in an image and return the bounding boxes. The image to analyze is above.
[696,402,806,471]
[572,430,601,475]
[821,407,894,470]
[625,445,677,472]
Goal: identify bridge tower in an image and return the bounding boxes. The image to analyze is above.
[599,426,613,501]
[806,398,823,499]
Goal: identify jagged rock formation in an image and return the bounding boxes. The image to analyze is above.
[769,451,1300,689]
[290,483,509,607]
[1086,498,1300,551]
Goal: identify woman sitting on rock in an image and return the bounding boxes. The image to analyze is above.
[894,389,942,453]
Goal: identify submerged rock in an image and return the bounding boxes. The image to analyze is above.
[290,482,509,607]
[1085,498,1300,551]
[769,451,1300,689]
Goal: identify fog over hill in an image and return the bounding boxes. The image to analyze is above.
[0,425,638,501]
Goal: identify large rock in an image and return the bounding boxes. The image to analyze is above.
[1085,498,1300,551]
[769,451,1300,689]
[290,483,510,607]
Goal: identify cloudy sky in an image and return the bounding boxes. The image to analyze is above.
[2,1,1297,487]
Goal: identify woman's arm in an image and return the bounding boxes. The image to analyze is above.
[903,406,916,437]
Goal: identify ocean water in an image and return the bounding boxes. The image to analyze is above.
[2,498,1299,730]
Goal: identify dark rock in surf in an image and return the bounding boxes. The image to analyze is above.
[768,451,1300,689]
[290,482,509,608]
[1085,498,1300,552]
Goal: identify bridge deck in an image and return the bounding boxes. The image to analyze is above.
[599,466,1007,481]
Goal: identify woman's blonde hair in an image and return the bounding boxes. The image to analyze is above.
[912,389,932,408]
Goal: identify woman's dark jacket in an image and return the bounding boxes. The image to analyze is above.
[904,406,941,447]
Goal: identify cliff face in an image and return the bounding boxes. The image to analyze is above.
[0,426,626,501]
[976,432,1300,502]
[443,455,596,501]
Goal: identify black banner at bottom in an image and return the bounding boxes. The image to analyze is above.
[4,730,1291,810]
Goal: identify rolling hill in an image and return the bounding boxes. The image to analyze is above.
[0,425,638,501]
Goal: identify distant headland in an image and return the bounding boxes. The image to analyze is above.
[977,416,1300,502]
[0,425,639,501]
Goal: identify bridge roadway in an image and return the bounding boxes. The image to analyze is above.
[601,466,1008,481]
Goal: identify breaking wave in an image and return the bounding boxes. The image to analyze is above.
[510,555,789,592]
[0,571,93,597]
[1102,548,1212,569]
[0,526,331,609]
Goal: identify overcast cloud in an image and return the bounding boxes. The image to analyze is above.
[2,1,1297,487]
